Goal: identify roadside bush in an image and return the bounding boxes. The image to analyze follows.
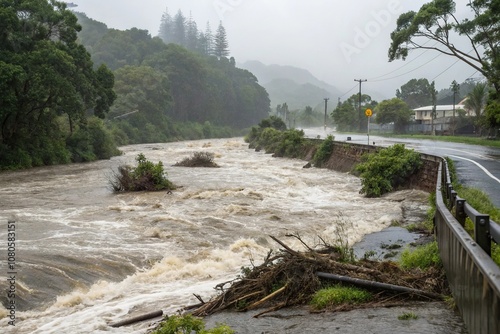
[110,153,175,192]
[312,135,335,167]
[245,116,287,148]
[356,144,422,197]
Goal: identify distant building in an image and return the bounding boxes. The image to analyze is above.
[411,101,473,134]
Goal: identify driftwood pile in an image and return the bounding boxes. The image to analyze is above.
[190,235,448,318]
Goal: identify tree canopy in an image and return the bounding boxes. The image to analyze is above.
[331,94,377,132]
[375,98,413,134]
[0,0,117,169]
[388,0,500,129]
[396,78,432,109]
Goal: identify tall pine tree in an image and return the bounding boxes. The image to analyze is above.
[214,21,229,58]
[172,10,186,46]
[158,7,173,44]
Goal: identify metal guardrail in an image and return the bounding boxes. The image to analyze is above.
[435,159,500,334]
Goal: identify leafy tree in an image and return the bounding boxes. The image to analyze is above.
[92,28,166,71]
[73,12,108,50]
[331,94,376,132]
[396,78,432,109]
[464,82,489,135]
[213,21,230,58]
[388,0,500,128]
[375,98,413,134]
[0,0,117,169]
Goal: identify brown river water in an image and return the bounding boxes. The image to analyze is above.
[0,138,451,333]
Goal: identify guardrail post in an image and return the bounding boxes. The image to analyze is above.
[450,190,457,210]
[455,198,466,227]
[474,215,491,256]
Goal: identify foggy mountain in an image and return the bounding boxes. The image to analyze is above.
[238,60,342,110]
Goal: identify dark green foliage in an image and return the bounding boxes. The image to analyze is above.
[174,152,219,168]
[331,94,377,132]
[0,0,119,170]
[375,98,413,134]
[110,154,174,192]
[312,135,335,167]
[245,116,287,148]
[356,144,422,197]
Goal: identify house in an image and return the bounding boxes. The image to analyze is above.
[411,102,473,134]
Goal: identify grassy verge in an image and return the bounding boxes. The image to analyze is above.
[376,133,500,148]
[445,158,500,265]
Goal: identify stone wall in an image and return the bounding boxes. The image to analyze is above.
[306,141,440,193]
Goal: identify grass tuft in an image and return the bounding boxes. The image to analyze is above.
[310,285,372,310]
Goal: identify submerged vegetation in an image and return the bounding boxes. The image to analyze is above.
[110,153,175,192]
[174,152,220,168]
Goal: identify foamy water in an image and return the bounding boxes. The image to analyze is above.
[0,138,424,333]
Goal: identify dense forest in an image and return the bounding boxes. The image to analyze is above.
[0,2,270,170]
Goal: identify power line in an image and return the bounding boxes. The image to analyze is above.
[368,41,438,81]
[339,83,358,99]
[369,52,442,82]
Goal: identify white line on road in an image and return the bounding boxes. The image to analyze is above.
[448,155,500,184]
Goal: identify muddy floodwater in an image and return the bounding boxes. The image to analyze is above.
[0,138,466,333]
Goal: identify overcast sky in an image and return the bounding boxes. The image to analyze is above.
[73,0,484,100]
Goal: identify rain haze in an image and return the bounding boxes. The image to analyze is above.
[73,0,483,100]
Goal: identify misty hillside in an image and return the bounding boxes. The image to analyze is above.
[239,60,342,110]
[263,79,333,110]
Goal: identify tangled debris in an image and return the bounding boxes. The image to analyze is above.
[190,235,449,318]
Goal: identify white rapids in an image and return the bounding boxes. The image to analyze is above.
[0,138,428,333]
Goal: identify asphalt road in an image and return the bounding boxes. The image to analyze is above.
[302,128,500,210]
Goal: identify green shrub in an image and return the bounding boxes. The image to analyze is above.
[356,144,422,197]
[310,285,372,310]
[274,129,305,158]
[110,153,175,192]
[400,241,442,270]
[152,314,234,334]
[312,135,335,167]
[174,152,219,167]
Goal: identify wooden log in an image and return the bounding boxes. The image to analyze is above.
[316,271,444,300]
[245,284,288,310]
[109,310,164,328]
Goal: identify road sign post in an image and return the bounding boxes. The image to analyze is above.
[365,109,372,145]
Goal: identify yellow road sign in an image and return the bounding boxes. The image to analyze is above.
[365,109,373,117]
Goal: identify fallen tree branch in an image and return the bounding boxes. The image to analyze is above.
[246,284,288,311]
[109,310,164,328]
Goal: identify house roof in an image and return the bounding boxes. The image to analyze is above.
[413,104,466,111]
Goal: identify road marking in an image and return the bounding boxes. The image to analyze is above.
[448,155,500,184]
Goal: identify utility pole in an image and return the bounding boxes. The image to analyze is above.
[324,98,329,131]
[431,81,437,136]
[451,80,460,136]
[354,79,367,132]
